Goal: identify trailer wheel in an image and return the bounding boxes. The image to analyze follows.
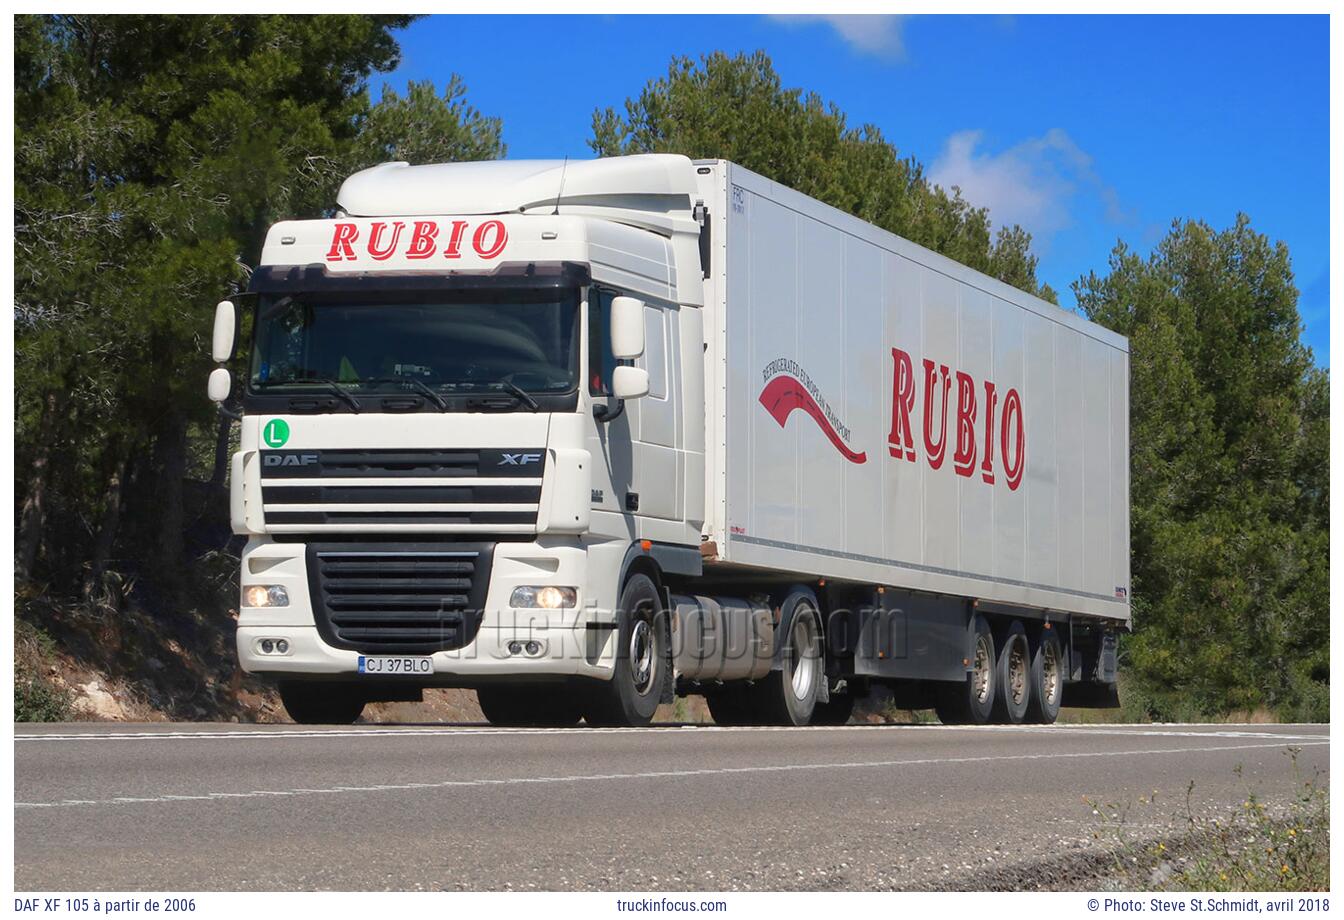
[477,686,583,727]
[583,573,670,727]
[934,615,996,725]
[747,600,823,725]
[278,681,365,725]
[1026,631,1064,724]
[991,620,1032,724]
[810,691,856,726]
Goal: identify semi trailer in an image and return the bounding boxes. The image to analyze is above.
[208,154,1130,727]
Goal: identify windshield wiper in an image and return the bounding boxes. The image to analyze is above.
[489,378,540,412]
[278,376,362,413]
[360,376,449,411]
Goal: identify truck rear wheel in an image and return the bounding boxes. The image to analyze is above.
[477,686,584,727]
[583,573,669,727]
[992,620,1032,724]
[746,600,823,726]
[1026,631,1064,724]
[934,615,996,725]
[278,681,365,725]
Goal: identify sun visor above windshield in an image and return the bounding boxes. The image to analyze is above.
[249,261,591,295]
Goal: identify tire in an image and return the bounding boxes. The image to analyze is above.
[278,681,365,725]
[934,614,996,725]
[705,689,752,726]
[992,620,1032,724]
[1026,631,1064,724]
[477,686,583,727]
[810,690,855,726]
[745,599,824,726]
[583,573,670,727]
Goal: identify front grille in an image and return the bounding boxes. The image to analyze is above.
[306,542,495,654]
[260,448,545,533]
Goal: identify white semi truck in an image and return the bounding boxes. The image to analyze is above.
[208,154,1130,727]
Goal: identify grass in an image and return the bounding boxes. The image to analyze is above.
[1084,749,1328,891]
[14,618,73,722]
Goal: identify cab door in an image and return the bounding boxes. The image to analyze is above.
[586,289,682,527]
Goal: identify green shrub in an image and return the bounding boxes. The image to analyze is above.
[15,675,72,722]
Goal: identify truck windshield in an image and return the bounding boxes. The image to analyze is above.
[248,290,580,398]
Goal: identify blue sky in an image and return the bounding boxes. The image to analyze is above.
[376,14,1330,365]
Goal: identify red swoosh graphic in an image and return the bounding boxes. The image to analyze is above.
[758,375,867,464]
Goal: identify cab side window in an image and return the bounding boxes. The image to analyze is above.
[588,289,618,396]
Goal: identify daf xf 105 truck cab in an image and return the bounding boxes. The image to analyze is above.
[210,154,1129,727]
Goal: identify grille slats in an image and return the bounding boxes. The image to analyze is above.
[261,449,544,532]
[308,545,494,653]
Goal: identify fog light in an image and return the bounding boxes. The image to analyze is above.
[244,585,289,608]
[276,639,289,654]
[260,639,274,654]
[507,641,523,655]
[509,585,577,609]
[524,640,541,656]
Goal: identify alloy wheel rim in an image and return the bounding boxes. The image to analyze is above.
[1042,641,1061,705]
[1008,638,1028,706]
[972,636,993,704]
[790,614,819,701]
[629,618,656,695]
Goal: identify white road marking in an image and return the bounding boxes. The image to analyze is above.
[13,723,1328,743]
[13,740,1327,811]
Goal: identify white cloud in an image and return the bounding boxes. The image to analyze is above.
[771,15,907,60]
[929,128,1130,242]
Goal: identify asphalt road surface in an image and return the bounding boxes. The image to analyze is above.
[14,721,1328,891]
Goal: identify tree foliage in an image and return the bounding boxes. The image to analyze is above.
[1075,216,1328,720]
[14,15,503,599]
[590,50,1055,301]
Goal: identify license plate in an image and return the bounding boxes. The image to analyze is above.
[357,655,434,676]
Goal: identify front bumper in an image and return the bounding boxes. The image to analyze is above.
[236,537,616,682]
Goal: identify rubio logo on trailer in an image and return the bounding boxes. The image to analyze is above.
[756,349,1027,490]
[758,359,867,464]
[324,219,510,263]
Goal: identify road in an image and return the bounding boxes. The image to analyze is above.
[14,721,1328,891]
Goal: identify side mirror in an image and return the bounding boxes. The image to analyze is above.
[208,367,233,403]
[212,300,237,363]
[610,296,645,359]
[612,365,649,400]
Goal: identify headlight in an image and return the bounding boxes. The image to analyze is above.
[509,586,577,609]
[244,584,290,608]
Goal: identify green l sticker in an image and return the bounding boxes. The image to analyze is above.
[262,418,290,448]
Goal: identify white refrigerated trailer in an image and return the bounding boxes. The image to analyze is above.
[210,154,1129,727]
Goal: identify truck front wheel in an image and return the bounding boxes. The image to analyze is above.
[278,681,365,725]
[583,574,669,727]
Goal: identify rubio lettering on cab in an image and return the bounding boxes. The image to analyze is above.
[324,218,509,262]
